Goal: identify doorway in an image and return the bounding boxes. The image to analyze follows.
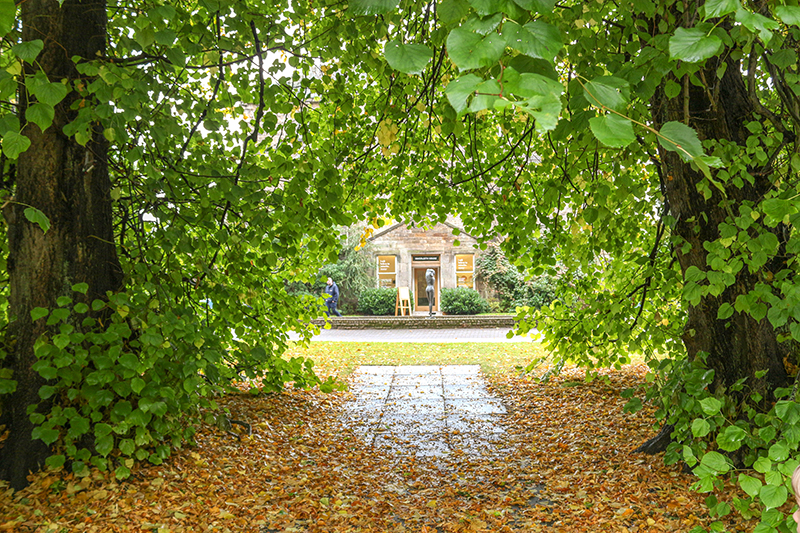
[414,267,439,312]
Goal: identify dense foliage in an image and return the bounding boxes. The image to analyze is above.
[357,287,398,316]
[476,244,557,311]
[287,225,374,314]
[440,287,491,315]
[4,0,800,529]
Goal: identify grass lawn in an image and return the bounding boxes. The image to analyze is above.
[284,341,548,380]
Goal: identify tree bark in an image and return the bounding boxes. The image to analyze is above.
[655,57,790,398]
[635,56,792,455]
[0,0,122,490]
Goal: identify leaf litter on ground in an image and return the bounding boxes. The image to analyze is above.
[0,357,761,532]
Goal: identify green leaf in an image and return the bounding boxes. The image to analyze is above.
[468,0,517,16]
[735,7,779,43]
[511,0,555,13]
[738,473,761,498]
[45,454,66,469]
[0,378,16,394]
[759,484,787,509]
[0,0,15,37]
[114,465,131,480]
[349,0,399,15]
[669,28,723,63]
[3,130,31,159]
[504,21,562,63]
[768,441,790,462]
[96,434,114,456]
[31,307,49,321]
[445,74,483,113]
[72,282,89,294]
[23,207,51,233]
[12,40,44,62]
[30,81,68,108]
[657,121,705,162]
[700,450,729,473]
[439,0,470,25]
[716,425,746,451]
[384,41,433,75]
[583,77,630,112]
[131,377,146,394]
[717,303,734,319]
[700,397,723,415]
[462,14,503,35]
[588,113,635,148]
[703,0,739,19]
[447,27,507,70]
[753,456,772,473]
[776,5,800,26]
[25,103,55,132]
[691,418,711,438]
[32,426,59,445]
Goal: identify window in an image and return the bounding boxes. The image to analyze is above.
[377,255,397,288]
[455,254,474,289]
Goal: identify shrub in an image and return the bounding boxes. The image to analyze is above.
[358,287,397,315]
[476,244,558,311]
[440,287,491,315]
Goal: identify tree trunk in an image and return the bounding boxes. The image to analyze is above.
[0,0,122,490]
[635,56,791,454]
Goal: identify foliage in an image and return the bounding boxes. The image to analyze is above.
[440,287,491,315]
[2,0,800,527]
[0,362,745,531]
[476,244,557,311]
[287,225,375,315]
[349,0,800,529]
[357,288,397,316]
[0,0,384,482]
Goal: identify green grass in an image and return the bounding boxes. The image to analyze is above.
[284,341,547,379]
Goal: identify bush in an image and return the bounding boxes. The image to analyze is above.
[440,287,491,315]
[476,244,558,311]
[358,288,397,315]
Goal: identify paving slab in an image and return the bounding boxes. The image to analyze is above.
[344,365,507,459]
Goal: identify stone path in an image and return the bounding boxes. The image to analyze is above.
[342,365,508,459]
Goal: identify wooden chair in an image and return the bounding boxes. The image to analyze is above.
[395,287,411,316]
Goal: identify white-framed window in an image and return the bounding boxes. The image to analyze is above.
[377,255,397,288]
[455,254,474,289]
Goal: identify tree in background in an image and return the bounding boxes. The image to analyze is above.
[476,243,557,311]
[286,225,374,315]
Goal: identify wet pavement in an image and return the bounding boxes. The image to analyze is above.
[342,365,509,459]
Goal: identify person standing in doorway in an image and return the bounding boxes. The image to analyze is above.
[325,277,342,317]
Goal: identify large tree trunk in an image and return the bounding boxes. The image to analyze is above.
[641,55,791,452]
[0,0,122,490]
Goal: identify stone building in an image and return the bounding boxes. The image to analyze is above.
[367,219,484,313]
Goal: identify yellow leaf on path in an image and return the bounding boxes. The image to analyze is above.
[219,509,235,519]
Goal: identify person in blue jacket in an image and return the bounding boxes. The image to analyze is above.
[324,277,342,317]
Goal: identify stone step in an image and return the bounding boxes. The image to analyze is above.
[310,315,515,330]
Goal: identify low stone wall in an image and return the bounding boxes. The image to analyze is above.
[309,315,515,329]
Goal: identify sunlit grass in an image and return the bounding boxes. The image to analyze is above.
[285,341,548,379]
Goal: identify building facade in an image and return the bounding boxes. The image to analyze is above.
[367,219,483,312]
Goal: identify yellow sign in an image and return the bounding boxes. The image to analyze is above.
[378,255,396,273]
[379,274,396,288]
[456,254,473,272]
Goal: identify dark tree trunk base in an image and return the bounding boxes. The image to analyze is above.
[633,424,674,455]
